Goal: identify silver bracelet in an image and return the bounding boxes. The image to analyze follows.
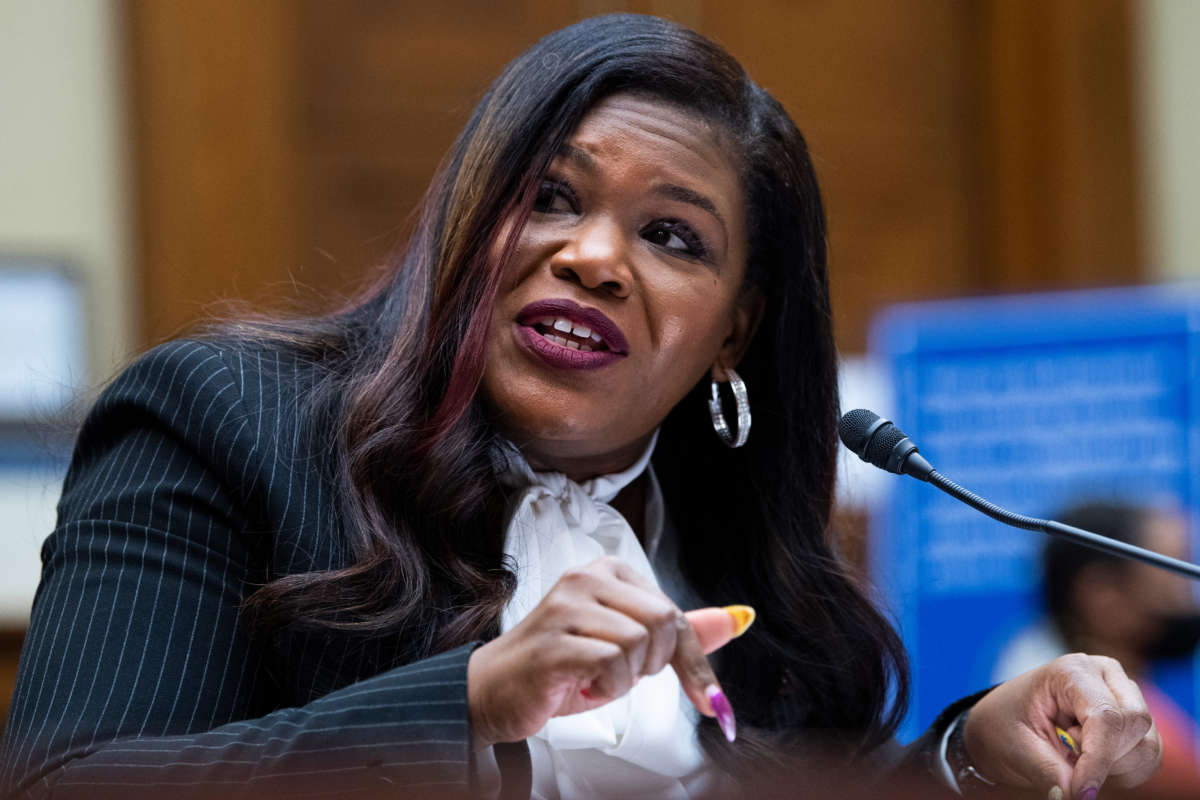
[947,709,998,791]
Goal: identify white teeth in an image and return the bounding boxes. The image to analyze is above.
[533,315,606,350]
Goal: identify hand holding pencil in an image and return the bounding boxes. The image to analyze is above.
[963,654,1160,800]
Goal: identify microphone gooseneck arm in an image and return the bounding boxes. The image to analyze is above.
[923,470,1200,581]
[839,408,1200,582]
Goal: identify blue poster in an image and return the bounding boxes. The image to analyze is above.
[868,285,1200,741]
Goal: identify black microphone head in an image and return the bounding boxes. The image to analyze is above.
[863,421,910,471]
[838,408,934,479]
[838,408,882,456]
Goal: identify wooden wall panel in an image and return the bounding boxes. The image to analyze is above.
[288,1,582,300]
[973,0,1144,291]
[126,0,298,340]
[124,1,1144,351]
[703,0,981,350]
[127,1,582,338]
[0,630,24,737]
[703,0,1143,349]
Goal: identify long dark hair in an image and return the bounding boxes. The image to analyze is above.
[228,13,908,763]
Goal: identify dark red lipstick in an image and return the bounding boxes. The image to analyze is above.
[514,299,629,370]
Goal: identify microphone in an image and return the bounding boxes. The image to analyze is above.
[837,409,934,481]
[839,408,1200,582]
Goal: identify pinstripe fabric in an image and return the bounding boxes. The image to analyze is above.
[0,340,483,798]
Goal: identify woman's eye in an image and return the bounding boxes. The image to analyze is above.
[533,180,577,214]
[642,220,710,261]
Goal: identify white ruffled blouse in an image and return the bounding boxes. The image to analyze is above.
[483,432,717,799]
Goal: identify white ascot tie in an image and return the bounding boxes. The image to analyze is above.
[495,432,707,799]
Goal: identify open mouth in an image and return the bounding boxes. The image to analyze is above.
[515,299,630,356]
[528,316,608,352]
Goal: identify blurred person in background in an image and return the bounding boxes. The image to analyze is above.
[995,501,1200,797]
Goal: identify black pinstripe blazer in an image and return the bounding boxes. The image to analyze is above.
[0,339,522,799]
[0,338,961,799]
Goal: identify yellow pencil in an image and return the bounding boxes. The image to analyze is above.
[1056,726,1079,755]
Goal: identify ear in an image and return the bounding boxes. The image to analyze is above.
[710,286,765,382]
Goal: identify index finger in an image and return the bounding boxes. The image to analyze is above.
[1064,669,1132,799]
[669,609,736,742]
[685,607,742,654]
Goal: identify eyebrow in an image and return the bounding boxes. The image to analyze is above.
[560,143,596,170]
[558,143,728,233]
[652,183,726,233]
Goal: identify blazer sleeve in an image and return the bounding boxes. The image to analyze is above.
[0,340,480,799]
[863,688,995,796]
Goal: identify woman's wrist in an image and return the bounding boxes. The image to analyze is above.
[950,707,1002,794]
[467,644,499,751]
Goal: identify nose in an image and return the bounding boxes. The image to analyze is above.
[549,216,632,298]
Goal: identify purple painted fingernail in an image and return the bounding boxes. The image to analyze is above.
[1078,788,1098,800]
[706,685,736,742]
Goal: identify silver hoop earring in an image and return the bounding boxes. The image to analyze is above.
[709,368,750,448]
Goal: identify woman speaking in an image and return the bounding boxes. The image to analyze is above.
[0,14,1161,800]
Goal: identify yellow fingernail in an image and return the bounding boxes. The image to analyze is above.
[1055,726,1079,754]
[722,605,756,638]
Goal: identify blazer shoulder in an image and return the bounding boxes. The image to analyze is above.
[71,337,323,497]
[94,336,320,430]
[61,336,338,542]
[108,336,313,396]
[88,338,244,440]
